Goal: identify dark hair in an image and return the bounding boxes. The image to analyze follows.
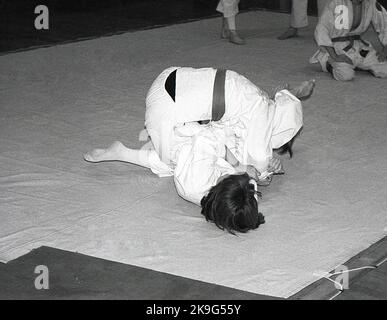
[200,173,265,235]
[274,127,303,158]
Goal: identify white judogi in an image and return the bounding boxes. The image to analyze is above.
[310,0,387,80]
[216,0,240,18]
[290,0,328,28]
[144,67,303,204]
[172,124,237,205]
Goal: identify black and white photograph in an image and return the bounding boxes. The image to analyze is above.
[1,0,387,305]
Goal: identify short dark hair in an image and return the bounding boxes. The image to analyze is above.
[274,127,302,158]
[200,173,265,234]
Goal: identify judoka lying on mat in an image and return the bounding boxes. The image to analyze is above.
[84,67,315,234]
[310,0,387,81]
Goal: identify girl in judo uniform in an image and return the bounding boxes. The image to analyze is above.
[310,0,387,81]
[84,67,314,234]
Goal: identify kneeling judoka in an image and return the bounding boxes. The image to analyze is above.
[84,67,314,234]
[310,0,387,81]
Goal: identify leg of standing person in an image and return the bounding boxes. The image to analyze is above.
[217,0,245,45]
[278,0,327,40]
[317,0,328,16]
[278,0,308,40]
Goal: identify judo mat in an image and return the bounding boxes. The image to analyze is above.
[1,11,387,298]
[1,246,279,300]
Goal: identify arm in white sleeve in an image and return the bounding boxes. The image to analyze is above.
[147,149,174,177]
[243,105,273,175]
[314,1,336,47]
[372,1,387,46]
[173,129,236,205]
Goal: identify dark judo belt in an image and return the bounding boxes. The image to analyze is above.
[211,68,226,122]
[332,35,369,52]
[165,68,226,123]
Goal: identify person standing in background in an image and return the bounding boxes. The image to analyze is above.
[278,0,329,39]
[217,0,246,44]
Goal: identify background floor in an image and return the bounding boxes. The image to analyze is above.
[1,0,300,53]
[3,0,387,54]
[1,10,387,298]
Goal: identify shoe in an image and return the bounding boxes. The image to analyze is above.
[229,30,245,45]
[277,27,298,40]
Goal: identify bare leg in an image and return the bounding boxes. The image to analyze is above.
[278,0,309,40]
[84,141,152,169]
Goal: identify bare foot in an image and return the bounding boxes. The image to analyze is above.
[277,27,298,40]
[84,141,125,162]
[290,79,316,100]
